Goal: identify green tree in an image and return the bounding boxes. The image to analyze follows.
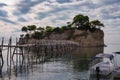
[27,25,37,33]
[72,14,89,30]
[61,26,68,31]
[25,33,30,38]
[53,27,61,33]
[37,27,44,32]
[21,26,28,32]
[90,20,104,29]
[66,22,72,29]
[26,25,37,38]
[45,26,54,32]
[32,31,42,39]
[20,34,24,38]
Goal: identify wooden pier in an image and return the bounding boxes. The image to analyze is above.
[0,37,80,70]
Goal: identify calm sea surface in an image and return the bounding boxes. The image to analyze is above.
[0,34,120,80]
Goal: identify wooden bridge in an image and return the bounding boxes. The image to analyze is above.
[0,37,80,69]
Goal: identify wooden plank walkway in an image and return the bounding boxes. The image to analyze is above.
[0,44,35,47]
[0,40,80,48]
[0,37,81,77]
[0,37,80,64]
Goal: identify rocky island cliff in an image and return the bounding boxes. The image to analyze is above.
[25,28,104,47]
[39,29,104,47]
[21,14,104,47]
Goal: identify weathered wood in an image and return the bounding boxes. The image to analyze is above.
[12,38,24,59]
[0,37,4,69]
[0,38,80,66]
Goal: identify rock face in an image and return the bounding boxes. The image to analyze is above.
[43,29,104,47]
[48,30,74,40]
[72,29,104,47]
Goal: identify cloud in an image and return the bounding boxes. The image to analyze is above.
[17,17,27,22]
[0,0,119,38]
[15,0,44,14]
[0,3,7,7]
[0,17,17,24]
[30,1,53,14]
[56,0,71,3]
[91,0,120,5]
[0,10,8,17]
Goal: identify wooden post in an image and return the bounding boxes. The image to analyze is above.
[10,37,12,75]
[6,37,12,76]
[7,37,11,66]
[0,37,4,77]
[12,38,24,60]
[0,37,4,66]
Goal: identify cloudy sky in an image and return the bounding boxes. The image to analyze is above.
[0,0,120,43]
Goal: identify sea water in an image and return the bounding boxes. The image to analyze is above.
[0,34,120,80]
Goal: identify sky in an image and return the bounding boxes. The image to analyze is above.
[0,0,120,43]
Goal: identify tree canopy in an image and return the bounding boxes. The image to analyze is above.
[21,26,28,32]
[27,25,36,31]
[21,14,104,39]
[90,20,104,28]
[72,14,89,27]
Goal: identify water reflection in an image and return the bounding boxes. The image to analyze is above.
[71,47,103,71]
[0,61,3,78]
[0,47,103,80]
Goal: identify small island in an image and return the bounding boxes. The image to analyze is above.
[20,14,104,47]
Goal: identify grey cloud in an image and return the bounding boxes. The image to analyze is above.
[14,0,92,17]
[28,0,120,23]
[36,13,50,20]
[0,10,8,17]
[98,4,120,20]
[0,0,119,37]
[36,6,69,20]
[18,17,27,22]
[101,0,120,5]
[101,14,120,20]
[56,0,71,3]
[12,28,21,33]
[0,17,17,25]
[51,15,70,23]
[0,3,7,7]
[15,0,44,14]
[35,2,91,20]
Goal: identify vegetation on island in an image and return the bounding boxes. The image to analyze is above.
[21,14,104,39]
